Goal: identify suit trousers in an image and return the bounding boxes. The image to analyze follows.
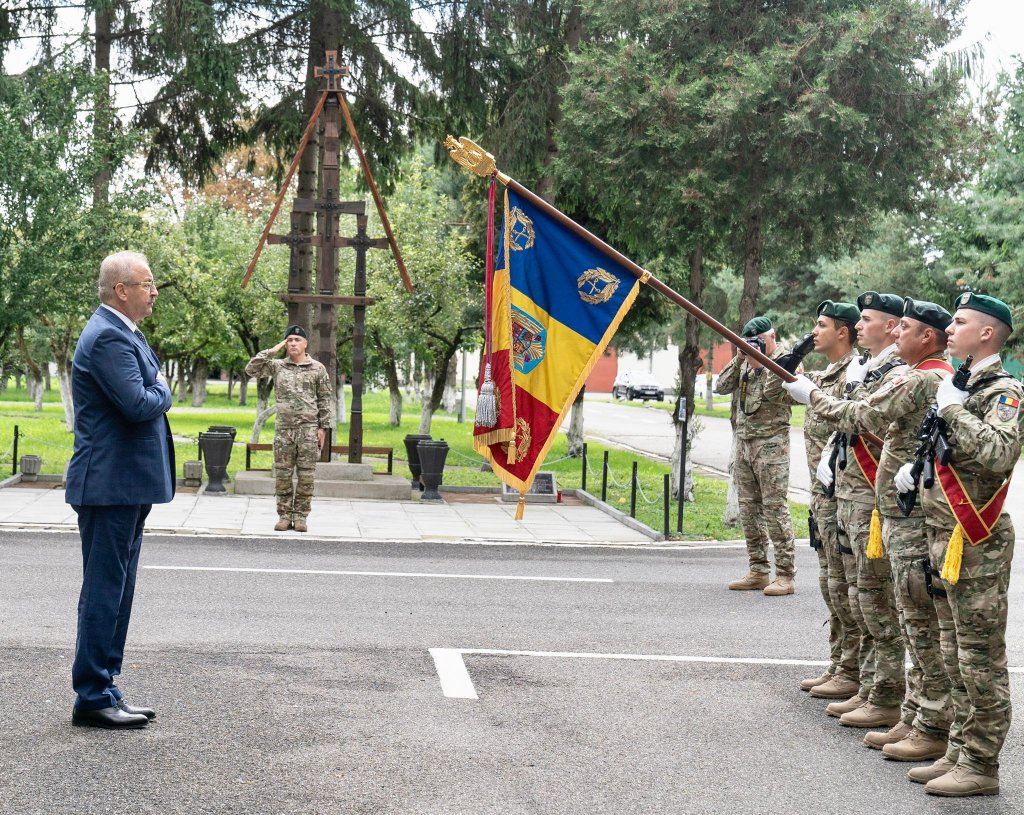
[71,503,151,711]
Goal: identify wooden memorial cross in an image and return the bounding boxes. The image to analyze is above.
[244,50,413,464]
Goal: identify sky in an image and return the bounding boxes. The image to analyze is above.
[944,0,1023,89]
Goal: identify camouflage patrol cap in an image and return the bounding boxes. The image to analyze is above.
[857,291,903,318]
[284,324,308,340]
[742,316,773,337]
[817,300,860,325]
[953,291,1013,330]
[902,297,952,332]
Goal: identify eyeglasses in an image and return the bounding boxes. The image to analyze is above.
[121,280,157,291]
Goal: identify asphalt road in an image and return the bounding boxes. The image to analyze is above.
[2,530,1023,814]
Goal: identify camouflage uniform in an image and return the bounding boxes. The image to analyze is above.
[811,345,906,707]
[813,352,953,736]
[245,348,333,520]
[717,352,795,577]
[921,357,1023,776]
[804,353,859,682]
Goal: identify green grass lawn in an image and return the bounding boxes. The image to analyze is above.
[1,380,809,540]
[621,395,807,426]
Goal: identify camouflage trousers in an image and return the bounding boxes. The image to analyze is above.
[274,424,319,519]
[882,515,951,737]
[838,499,905,706]
[834,499,873,698]
[734,436,795,577]
[928,521,1014,775]
[811,493,859,682]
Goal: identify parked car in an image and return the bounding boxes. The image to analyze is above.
[612,371,666,402]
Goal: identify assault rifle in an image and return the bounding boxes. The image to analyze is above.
[808,510,822,550]
[896,355,973,516]
[776,332,816,375]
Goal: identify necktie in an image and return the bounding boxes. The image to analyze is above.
[134,329,149,348]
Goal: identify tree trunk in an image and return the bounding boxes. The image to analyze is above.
[16,327,44,412]
[383,355,401,427]
[738,201,763,329]
[0,364,5,393]
[251,377,276,443]
[48,329,75,430]
[670,418,698,503]
[92,7,112,207]
[536,3,583,203]
[673,245,704,497]
[176,359,188,403]
[238,375,248,406]
[567,385,586,457]
[44,366,51,391]
[190,358,209,407]
[442,355,458,413]
[705,339,716,411]
[56,365,74,430]
[337,372,347,425]
[227,371,235,401]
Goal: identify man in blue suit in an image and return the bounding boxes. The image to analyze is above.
[65,251,175,729]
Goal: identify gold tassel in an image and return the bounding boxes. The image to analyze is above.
[866,508,884,559]
[514,493,526,520]
[940,523,965,585]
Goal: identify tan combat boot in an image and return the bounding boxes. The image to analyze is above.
[907,756,957,784]
[863,720,911,750]
[727,571,769,591]
[799,671,833,692]
[882,728,947,761]
[293,516,308,533]
[763,576,795,596]
[809,675,859,699]
[925,765,999,797]
[826,693,867,718]
[839,702,902,728]
[274,516,292,532]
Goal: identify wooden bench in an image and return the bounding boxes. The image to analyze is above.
[245,443,394,475]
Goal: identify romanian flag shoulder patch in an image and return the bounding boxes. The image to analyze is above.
[995,394,1020,422]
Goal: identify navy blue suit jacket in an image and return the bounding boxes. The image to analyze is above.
[65,307,175,506]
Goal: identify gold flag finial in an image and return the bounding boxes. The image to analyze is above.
[444,135,508,183]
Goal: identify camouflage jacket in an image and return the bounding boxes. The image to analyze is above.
[245,349,333,430]
[804,352,856,497]
[716,352,792,441]
[921,356,1024,533]
[810,352,949,518]
[810,345,907,506]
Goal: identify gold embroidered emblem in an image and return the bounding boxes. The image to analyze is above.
[501,418,532,463]
[577,267,620,305]
[508,207,535,251]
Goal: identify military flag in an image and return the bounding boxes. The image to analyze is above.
[474,188,642,516]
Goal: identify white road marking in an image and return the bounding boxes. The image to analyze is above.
[143,565,613,583]
[429,647,1024,700]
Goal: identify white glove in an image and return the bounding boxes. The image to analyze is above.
[894,461,917,493]
[845,355,870,387]
[816,455,834,489]
[782,375,819,405]
[935,373,968,410]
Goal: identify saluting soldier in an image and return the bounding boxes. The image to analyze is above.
[767,301,862,693]
[245,325,333,533]
[894,293,1022,797]
[786,298,955,760]
[716,316,796,596]
[786,292,907,726]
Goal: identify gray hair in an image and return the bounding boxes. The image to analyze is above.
[98,251,150,303]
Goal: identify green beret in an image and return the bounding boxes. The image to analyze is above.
[284,324,308,340]
[902,297,951,332]
[742,315,773,337]
[953,291,1013,330]
[857,291,903,318]
[817,300,860,325]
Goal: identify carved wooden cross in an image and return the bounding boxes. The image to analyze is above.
[314,50,349,92]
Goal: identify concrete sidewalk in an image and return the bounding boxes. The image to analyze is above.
[0,481,662,546]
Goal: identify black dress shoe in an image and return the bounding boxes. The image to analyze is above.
[117,699,156,720]
[72,706,148,729]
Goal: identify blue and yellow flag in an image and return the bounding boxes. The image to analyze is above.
[474,189,641,503]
